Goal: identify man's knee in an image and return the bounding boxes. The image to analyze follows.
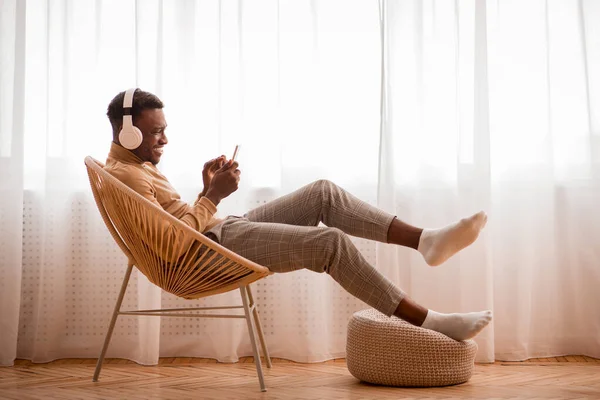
[316,227,359,276]
[322,226,344,241]
[311,179,337,198]
[318,227,352,259]
[313,178,334,188]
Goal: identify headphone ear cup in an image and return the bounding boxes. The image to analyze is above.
[119,125,143,150]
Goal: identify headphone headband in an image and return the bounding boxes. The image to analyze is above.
[123,88,136,110]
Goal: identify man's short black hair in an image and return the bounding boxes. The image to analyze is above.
[107,89,164,138]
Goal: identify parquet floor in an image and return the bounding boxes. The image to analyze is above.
[1,356,599,399]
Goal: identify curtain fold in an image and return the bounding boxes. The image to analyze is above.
[0,0,25,367]
[0,0,598,367]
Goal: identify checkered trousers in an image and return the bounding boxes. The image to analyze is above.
[204,179,405,316]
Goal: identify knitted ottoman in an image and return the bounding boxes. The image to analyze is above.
[346,309,478,387]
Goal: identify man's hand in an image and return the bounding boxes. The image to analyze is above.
[204,160,241,206]
[200,155,226,197]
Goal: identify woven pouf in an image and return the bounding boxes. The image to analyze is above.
[346,309,478,387]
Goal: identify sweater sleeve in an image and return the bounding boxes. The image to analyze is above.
[109,169,215,262]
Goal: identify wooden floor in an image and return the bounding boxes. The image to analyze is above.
[2,356,599,399]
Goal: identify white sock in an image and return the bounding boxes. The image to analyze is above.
[421,310,492,341]
[417,211,488,266]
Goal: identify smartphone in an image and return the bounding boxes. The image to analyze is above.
[231,145,241,162]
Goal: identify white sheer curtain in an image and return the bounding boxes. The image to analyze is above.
[378,0,600,362]
[1,0,598,367]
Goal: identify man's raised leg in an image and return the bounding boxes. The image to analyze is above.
[244,179,488,266]
[219,219,491,341]
[244,179,394,243]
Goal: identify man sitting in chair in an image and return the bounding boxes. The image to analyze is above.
[104,88,492,342]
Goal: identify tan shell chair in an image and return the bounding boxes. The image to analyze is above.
[84,156,273,391]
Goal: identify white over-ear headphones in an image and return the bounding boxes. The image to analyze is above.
[118,88,143,150]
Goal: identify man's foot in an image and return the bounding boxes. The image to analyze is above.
[417,211,487,266]
[421,310,492,341]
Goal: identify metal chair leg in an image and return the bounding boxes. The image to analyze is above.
[240,286,267,392]
[246,284,272,368]
[93,263,133,382]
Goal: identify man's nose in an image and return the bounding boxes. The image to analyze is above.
[159,133,168,144]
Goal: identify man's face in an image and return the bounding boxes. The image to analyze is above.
[130,108,168,165]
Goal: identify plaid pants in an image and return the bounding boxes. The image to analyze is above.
[205,179,405,316]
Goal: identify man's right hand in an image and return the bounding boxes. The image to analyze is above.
[204,160,241,206]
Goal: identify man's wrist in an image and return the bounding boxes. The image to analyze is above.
[204,189,221,207]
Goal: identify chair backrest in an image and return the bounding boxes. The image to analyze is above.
[84,156,271,299]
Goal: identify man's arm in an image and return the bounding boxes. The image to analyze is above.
[110,170,216,262]
[123,173,217,233]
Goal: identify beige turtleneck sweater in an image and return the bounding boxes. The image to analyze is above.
[104,142,223,250]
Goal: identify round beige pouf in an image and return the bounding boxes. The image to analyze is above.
[346,309,478,387]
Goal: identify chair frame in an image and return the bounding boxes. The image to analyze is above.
[85,156,272,392]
